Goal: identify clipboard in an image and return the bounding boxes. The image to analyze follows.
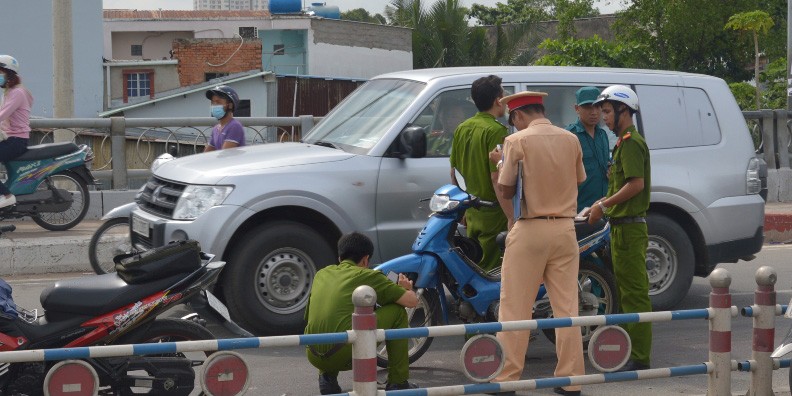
[513,160,524,220]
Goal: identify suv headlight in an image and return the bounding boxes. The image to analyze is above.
[429,194,460,213]
[173,185,233,220]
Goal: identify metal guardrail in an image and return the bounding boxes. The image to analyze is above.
[28,116,321,189]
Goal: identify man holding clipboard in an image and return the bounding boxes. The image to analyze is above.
[487,91,586,396]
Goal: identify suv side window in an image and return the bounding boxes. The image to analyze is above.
[636,85,721,149]
[411,86,515,157]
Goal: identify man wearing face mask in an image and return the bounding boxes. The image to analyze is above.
[204,85,245,152]
[0,55,33,209]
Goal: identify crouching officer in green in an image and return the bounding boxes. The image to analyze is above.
[586,85,652,372]
[304,232,419,394]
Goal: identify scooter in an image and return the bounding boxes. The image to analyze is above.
[89,148,177,274]
[0,141,96,231]
[374,184,617,366]
[0,226,252,396]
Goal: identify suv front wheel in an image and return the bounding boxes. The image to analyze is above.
[646,214,695,311]
[223,221,335,335]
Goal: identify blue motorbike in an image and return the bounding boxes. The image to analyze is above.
[375,184,617,366]
[0,142,96,231]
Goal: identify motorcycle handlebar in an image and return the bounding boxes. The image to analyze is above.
[0,225,15,234]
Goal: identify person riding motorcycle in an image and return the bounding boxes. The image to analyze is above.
[0,55,33,209]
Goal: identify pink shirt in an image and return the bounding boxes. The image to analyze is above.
[0,86,33,139]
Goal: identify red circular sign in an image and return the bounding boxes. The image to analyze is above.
[44,360,98,396]
[202,352,250,396]
[588,326,631,372]
[460,335,504,382]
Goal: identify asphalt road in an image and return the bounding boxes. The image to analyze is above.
[8,244,792,395]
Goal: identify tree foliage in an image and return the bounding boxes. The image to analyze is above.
[340,8,386,24]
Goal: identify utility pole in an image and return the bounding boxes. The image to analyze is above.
[53,0,74,142]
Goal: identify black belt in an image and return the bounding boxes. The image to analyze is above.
[610,216,646,225]
[308,343,346,359]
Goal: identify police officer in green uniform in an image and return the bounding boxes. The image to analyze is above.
[566,86,610,213]
[304,232,419,394]
[586,85,652,372]
[449,75,513,273]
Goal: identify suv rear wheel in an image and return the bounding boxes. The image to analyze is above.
[646,214,694,310]
[223,221,335,335]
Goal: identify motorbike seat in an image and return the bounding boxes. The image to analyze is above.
[13,142,79,162]
[575,219,607,240]
[40,272,187,318]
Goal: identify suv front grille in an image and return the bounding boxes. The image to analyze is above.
[136,176,186,218]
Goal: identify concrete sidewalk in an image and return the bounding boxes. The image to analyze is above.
[1,203,792,276]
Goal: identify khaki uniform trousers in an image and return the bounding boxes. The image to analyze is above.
[494,218,584,391]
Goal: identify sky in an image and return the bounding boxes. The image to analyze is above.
[102,0,624,15]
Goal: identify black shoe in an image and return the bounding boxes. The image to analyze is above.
[615,360,650,372]
[553,386,581,395]
[318,373,342,395]
[385,381,418,390]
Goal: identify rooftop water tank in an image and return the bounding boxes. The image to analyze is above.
[308,2,341,19]
[269,0,302,14]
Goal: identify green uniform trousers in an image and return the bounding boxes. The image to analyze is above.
[611,222,652,365]
[306,303,409,384]
[466,207,508,273]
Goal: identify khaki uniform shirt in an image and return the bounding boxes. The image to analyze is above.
[498,118,586,218]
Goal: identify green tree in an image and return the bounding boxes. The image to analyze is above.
[725,10,775,110]
[340,8,386,24]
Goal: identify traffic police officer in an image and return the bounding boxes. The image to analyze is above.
[449,75,512,273]
[304,232,418,394]
[587,84,652,372]
[566,86,610,213]
[490,91,586,396]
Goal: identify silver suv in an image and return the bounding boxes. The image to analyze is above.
[131,67,766,335]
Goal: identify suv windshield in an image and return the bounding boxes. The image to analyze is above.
[303,79,426,154]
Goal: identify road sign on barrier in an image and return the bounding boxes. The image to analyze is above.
[460,334,504,382]
[201,351,251,396]
[588,325,631,372]
[43,359,99,396]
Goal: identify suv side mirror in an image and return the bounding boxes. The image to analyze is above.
[397,126,427,159]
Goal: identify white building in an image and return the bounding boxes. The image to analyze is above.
[194,0,269,10]
[0,1,104,118]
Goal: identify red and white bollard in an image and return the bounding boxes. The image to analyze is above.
[351,285,378,396]
[749,266,777,396]
[707,268,732,396]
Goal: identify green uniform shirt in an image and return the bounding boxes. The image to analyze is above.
[606,126,651,218]
[449,112,508,202]
[566,119,610,213]
[304,260,406,352]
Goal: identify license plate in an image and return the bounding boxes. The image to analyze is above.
[131,215,150,238]
[206,290,232,322]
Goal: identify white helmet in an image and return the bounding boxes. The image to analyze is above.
[594,84,639,112]
[0,55,19,74]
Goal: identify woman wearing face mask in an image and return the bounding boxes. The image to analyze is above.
[204,85,244,152]
[0,55,33,209]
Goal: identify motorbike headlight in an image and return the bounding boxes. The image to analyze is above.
[173,185,233,220]
[429,194,460,213]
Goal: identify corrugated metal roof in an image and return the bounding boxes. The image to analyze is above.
[104,9,271,20]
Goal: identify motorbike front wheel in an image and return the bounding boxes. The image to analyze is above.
[89,217,131,274]
[31,170,90,231]
[542,258,618,348]
[376,288,440,368]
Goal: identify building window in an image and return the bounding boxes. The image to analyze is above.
[205,72,229,81]
[273,44,285,55]
[122,69,155,103]
[131,45,143,56]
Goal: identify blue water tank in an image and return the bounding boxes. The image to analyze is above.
[308,3,341,19]
[269,0,302,14]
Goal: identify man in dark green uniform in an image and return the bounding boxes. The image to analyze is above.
[304,232,419,394]
[587,85,652,372]
[449,75,512,272]
[566,86,610,213]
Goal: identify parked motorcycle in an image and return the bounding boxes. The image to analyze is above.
[0,142,96,231]
[0,227,251,396]
[374,184,617,366]
[89,148,177,274]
